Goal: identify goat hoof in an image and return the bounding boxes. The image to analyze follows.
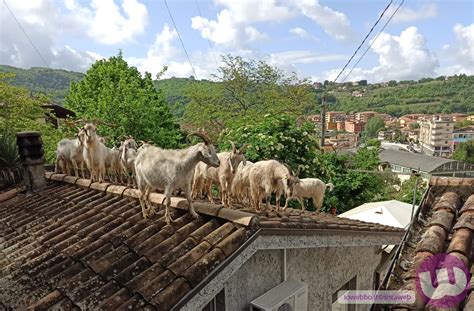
[189,210,199,219]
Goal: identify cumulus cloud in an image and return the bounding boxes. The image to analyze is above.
[294,0,353,41]
[438,23,474,75]
[128,24,217,79]
[389,3,437,23]
[0,0,104,71]
[67,0,149,45]
[322,27,439,82]
[289,27,320,42]
[192,0,294,48]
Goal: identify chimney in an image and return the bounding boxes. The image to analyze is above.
[16,131,46,192]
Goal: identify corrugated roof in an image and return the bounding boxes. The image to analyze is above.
[379,149,455,172]
[0,173,403,310]
[386,176,474,309]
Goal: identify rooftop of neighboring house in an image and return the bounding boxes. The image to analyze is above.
[385,177,473,309]
[379,149,468,173]
[0,172,404,311]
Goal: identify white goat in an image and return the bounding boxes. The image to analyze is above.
[82,123,109,183]
[283,178,334,212]
[54,128,86,177]
[230,160,254,205]
[249,160,299,211]
[105,147,122,183]
[193,142,248,207]
[134,132,220,224]
[120,138,138,186]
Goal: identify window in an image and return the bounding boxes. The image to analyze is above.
[332,276,357,311]
[203,289,225,311]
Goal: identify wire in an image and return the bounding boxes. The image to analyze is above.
[332,0,393,83]
[341,0,405,83]
[163,0,198,79]
[195,0,219,70]
[2,0,49,67]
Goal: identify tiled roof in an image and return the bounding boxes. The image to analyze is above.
[1,173,403,310]
[386,176,474,309]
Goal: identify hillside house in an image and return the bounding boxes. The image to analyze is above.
[1,136,404,311]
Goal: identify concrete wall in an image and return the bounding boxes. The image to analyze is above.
[224,246,381,311]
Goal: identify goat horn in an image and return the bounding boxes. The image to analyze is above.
[282,163,296,176]
[230,141,236,153]
[189,132,212,145]
[239,143,249,153]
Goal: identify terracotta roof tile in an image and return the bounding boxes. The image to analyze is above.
[1,174,403,310]
[387,177,474,309]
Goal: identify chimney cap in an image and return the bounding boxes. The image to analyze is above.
[16,131,41,138]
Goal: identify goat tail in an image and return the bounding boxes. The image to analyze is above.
[326,183,334,192]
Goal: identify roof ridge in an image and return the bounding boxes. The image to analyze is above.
[45,172,259,228]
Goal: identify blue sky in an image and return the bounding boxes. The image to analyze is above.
[1,0,473,83]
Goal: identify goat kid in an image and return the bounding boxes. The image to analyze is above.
[283,178,334,213]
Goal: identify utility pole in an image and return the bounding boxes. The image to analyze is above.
[410,170,421,221]
[320,95,327,152]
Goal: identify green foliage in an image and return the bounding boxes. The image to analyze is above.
[311,147,399,213]
[365,116,385,138]
[396,176,427,205]
[454,119,474,129]
[328,75,474,116]
[452,140,474,164]
[219,115,319,174]
[0,135,20,169]
[184,55,314,138]
[65,53,182,148]
[0,72,63,163]
[0,65,83,103]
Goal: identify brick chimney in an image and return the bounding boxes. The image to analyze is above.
[16,131,46,192]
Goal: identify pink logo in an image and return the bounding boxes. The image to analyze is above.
[416,253,470,308]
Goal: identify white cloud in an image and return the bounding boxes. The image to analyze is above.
[0,0,101,71]
[128,24,217,79]
[322,27,439,83]
[64,0,148,45]
[192,0,294,48]
[389,3,437,23]
[294,0,353,41]
[438,23,474,76]
[289,27,320,42]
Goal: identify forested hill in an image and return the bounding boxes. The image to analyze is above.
[0,65,84,103]
[1,64,472,117]
[327,75,474,116]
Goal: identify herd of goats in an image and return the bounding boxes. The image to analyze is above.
[55,123,334,224]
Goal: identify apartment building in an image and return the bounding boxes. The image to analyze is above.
[452,126,474,152]
[419,116,454,157]
[345,120,365,133]
[326,111,347,130]
[355,111,377,123]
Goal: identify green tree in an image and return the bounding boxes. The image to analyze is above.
[365,116,385,138]
[396,176,427,205]
[219,114,319,175]
[0,72,63,163]
[184,55,314,138]
[452,140,474,164]
[66,52,182,147]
